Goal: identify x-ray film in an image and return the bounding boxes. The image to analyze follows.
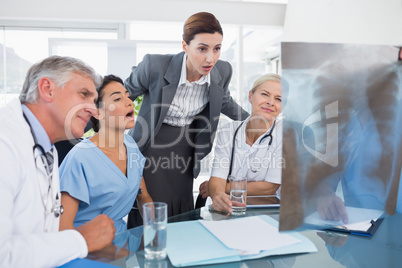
[279,42,402,231]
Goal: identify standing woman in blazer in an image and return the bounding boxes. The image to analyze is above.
[125,12,248,227]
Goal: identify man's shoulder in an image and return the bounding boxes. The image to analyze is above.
[0,99,20,121]
[0,100,26,140]
[0,100,32,187]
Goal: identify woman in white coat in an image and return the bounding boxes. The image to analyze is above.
[207,74,283,213]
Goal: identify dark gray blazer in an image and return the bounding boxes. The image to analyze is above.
[124,52,249,177]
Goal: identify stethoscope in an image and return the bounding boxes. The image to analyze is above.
[23,112,64,218]
[230,120,276,174]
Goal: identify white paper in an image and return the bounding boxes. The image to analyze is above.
[199,216,301,253]
[304,206,384,231]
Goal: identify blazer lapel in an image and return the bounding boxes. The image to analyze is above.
[208,67,224,132]
[155,52,185,130]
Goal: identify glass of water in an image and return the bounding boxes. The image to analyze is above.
[229,175,247,216]
[143,202,167,260]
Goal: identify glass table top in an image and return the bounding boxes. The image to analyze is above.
[86,206,402,268]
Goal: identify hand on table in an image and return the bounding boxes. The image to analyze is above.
[211,192,232,214]
[317,195,349,224]
[77,214,116,253]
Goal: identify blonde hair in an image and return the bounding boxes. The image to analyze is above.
[251,73,281,94]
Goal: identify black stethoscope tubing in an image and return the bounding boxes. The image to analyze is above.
[22,111,63,217]
[228,120,276,176]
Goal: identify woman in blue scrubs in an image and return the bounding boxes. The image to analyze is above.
[59,75,152,234]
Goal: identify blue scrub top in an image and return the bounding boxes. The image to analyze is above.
[60,134,144,233]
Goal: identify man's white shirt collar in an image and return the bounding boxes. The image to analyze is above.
[21,103,53,152]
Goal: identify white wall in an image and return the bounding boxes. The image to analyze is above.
[283,0,402,46]
[0,0,286,27]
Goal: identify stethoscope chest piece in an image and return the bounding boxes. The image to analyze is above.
[250,163,260,173]
[249,150,265,173]
[52,205,64,218]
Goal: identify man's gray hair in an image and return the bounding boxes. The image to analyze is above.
[19,55,102,103]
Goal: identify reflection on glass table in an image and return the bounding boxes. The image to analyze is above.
[85,205,402,268]
[315,213,402,267]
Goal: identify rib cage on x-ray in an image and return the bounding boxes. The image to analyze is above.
[279,42,402,231]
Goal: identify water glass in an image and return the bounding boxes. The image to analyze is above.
[229,175,247,216]
[143,202,167,260]
[144,259,168,268]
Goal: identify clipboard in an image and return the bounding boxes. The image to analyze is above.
[304,207,385,237]
[322,217,384,237]
[246,195,281,208]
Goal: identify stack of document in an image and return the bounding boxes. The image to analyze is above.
[166,215,317,267]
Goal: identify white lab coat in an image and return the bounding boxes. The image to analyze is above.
[211,117,283,187]
[0,99,88,268]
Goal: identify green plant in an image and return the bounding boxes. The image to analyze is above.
[82,128,96,138]
[133,95,143,116]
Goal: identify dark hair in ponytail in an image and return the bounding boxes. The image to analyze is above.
[90,74,124,132]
